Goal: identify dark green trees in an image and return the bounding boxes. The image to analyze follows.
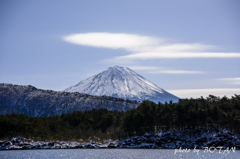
[122,95,240,135]
[0,94,239,140]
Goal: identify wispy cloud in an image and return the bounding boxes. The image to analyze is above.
[127,66,204,74]
[63,32,240,61]
[131,43,214,52]
[112,52,240,61]
[167,88,240,98]
[128,66,160,70]
[217,78,240,85]
[150,70,204,74]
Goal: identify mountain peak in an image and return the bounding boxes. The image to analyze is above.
[108,65,126,70]
[112,65,122,68]
[64,66,179,103]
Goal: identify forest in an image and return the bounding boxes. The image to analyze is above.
[0,94,239,141]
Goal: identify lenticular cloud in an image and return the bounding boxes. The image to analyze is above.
[63,32,240,60]
[63,32,161,51]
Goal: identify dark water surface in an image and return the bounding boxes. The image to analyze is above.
[0,149,239,159]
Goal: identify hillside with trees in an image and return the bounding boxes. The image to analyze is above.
[0,94,239,141]
[0,83,139,116]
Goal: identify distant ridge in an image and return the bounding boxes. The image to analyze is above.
[0,83,139,116]
[64,66,180,103]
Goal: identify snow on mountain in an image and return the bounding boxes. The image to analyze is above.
[64,66,180,103]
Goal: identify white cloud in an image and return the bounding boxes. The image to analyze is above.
[167,88,240,98]
[63,32,161,51]
[218,78,240,85]
[63,32,240,76]
[127,66,204,74]
[133,43,214,52]
[150,70,204,74]
[113,52,240,60]
[127,66,159,70]
[63,32,240,60]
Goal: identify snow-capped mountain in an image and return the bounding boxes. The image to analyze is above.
[64,66,179,103]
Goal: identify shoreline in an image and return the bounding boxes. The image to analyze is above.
[1,128,240,150]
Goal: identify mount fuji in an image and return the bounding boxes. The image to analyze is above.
[64,66,180,103]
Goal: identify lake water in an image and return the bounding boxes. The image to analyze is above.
[0,149,239,159]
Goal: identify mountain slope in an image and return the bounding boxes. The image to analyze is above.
[64,66,179,103]
[0,83,139,116]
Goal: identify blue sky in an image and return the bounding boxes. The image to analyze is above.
[1,0,240,98]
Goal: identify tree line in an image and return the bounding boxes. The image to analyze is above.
[123,95,240,136]
[0,94,239,141]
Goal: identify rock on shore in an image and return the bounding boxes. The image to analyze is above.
[0,128,239,150]
[118,128,240,149]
